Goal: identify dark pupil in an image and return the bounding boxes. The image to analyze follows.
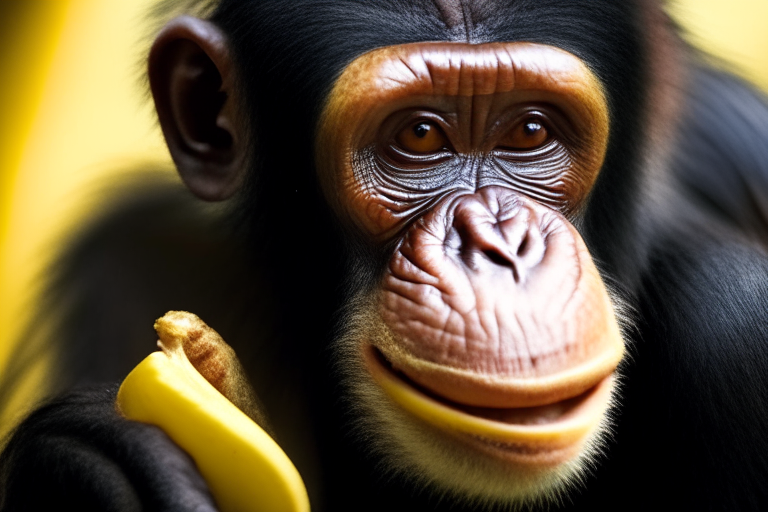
[523,122,542,136]
[413,123,430,138]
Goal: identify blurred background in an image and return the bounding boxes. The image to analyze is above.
[0,0,767,434]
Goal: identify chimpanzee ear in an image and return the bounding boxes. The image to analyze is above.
[149,16,247,201]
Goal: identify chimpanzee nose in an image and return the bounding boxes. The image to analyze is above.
[446,188,546,282]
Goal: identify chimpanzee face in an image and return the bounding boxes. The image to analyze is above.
[315,41,624,504]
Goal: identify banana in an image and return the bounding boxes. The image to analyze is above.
[116,311,310,512]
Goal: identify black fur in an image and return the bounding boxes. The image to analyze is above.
[2,1,768,510]
[0,386,216,511]
[211,0,650,283]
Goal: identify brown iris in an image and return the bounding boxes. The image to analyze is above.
[395,121,448,154]
[501,119,549,150]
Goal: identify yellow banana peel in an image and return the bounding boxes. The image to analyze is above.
[116,311,310,512]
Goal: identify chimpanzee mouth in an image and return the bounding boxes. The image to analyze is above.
[364,346,614,464]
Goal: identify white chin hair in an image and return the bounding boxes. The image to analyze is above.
[334,310,620,510]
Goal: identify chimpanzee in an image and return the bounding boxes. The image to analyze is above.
[2,0,768,510]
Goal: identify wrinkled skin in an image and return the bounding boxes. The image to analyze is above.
[2,0,768,511]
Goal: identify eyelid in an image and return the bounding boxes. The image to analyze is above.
[386,143,453,164]
[390,111,450,138]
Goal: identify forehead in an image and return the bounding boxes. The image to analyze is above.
[333,41,600,98]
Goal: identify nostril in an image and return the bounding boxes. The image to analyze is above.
[517,231,530,258]
[483,247,514,267]
[482,246,521,282]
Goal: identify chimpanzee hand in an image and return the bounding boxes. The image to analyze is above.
[0,385,217,512]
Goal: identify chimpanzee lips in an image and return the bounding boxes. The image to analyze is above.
[364,345,616,466]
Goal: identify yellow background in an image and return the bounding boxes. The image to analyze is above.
[1,0,767,433]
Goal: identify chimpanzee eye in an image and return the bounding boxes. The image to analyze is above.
[395,121,449,154]
[500,118,550,151]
